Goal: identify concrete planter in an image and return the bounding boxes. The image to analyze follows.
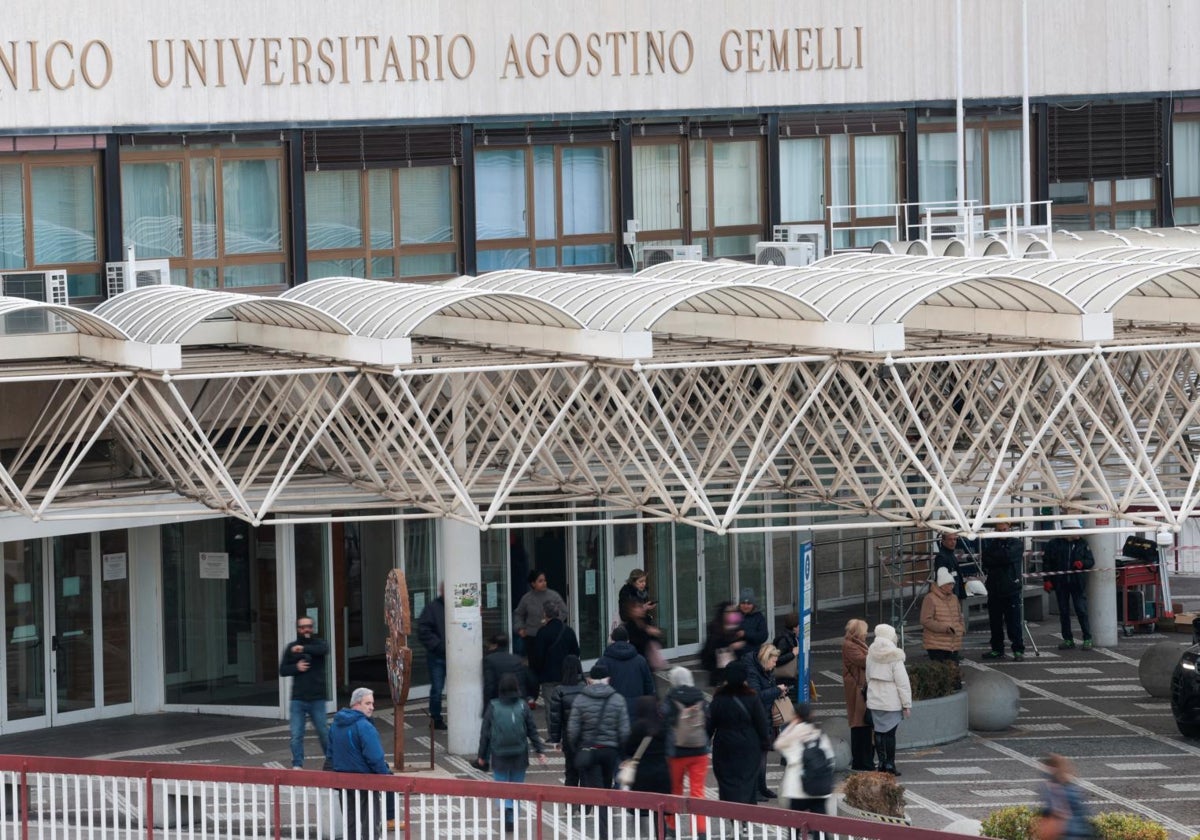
[896,689,968,749]
[836,795,912,825]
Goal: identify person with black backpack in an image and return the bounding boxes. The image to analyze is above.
[774,703,835,836]
[662,666,710,838]
[475,672,548,831]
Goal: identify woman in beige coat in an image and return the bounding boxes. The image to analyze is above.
[841,618,874,771]
[921,566,965,662]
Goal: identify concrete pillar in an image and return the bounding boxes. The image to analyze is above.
[441,517,484,755]
[1085,529,1119,649]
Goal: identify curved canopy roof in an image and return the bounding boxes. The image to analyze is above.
[0,296,129,340]
[455,269,900,352]
[816,252,1200,326]
[641,260,1107,343]
[284,275,647,360]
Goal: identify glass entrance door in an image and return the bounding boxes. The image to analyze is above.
[3,539,48,730]
[51,533,96,721]
[1,534,120,733]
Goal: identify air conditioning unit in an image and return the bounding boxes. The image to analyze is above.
[772,224,827,259]
[0,269,71,334]
[755,241,816,267]
[106,258,172,297]
[641,245,703,268]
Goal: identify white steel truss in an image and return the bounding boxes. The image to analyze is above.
[6,253,1200,537]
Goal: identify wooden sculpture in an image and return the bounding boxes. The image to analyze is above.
[384,568,412,769]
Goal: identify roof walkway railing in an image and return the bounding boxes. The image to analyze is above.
[0,754,958,840]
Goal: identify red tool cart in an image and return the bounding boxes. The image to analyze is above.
[1116,560,1162,636]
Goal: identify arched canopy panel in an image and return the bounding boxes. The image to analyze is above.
[0,294,179,369]
[458,269,896,351]
[641,259,1105,342]
[95,285,409,365]
[287,276,646,360]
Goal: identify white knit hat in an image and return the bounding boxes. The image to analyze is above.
[936,567,956,587]
[873,623,897,643]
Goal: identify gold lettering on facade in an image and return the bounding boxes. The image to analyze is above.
[720,26,862,73]
[409,35,431,81]
[290,38,313,84]
[79,40,112,89]
[526,32,550,78]
[381,37,405,82]
[149,39,173,87]
[45,40,73,90]
[501,36,524,78]
[447,35,474,79]
[183,39,206,87]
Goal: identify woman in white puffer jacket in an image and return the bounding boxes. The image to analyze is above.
[864,623,911,776]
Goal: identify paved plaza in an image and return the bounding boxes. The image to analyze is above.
[2,582,1198,838]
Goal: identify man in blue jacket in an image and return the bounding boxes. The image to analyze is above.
[330,688,392,840]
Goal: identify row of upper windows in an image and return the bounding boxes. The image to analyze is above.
[2,120,1198,302]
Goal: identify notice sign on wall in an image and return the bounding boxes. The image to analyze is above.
[102,552,128,581]
[199,552,230,579]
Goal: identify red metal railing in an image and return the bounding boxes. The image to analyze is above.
[0,754,957,840]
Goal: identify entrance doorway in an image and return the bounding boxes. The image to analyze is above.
[1,532,133,733]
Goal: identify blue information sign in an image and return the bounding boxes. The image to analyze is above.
[797,540,814,702]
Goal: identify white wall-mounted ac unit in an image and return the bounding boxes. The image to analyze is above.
[106,258,172,297]
[755,241,816,267]
[641,245,703,268]
[0,269,71,333]
[772,224,827,259]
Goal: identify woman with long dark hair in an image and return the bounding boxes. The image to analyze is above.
[624,695,671,795]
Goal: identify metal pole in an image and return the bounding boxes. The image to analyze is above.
[955,0,966,226]
[1021,0,1032,227]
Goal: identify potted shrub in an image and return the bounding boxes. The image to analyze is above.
[908,660,962,699]
[838,771,910,825]
[1091,812,1167,840]
[981,807,1168,840]
[980,805,1037,839]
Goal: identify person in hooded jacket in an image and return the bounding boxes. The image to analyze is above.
[329,688,392,840]
[840,618,873,771]
[567,663,630,839]
[708,661,771,805]
[920,566,965,662]
[737,588,769,657]
[596,625,655,718]
[475,672,548,830]
[774,703,836,826]
[547,655,587,787]
[483,633,532,707]
[532,601,580,710]
[865,624,912,776]
[662,666,709,837]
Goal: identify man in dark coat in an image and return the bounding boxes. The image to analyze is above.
[483,633,532,705]
[531,601,579,708]
[982,518,1026,660]
[596,625,654,718]
[1042,521,1095,649]
[416,583,448,729]
[737,588,769,657]
[279,614,330,769]
[933,533,968,600]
